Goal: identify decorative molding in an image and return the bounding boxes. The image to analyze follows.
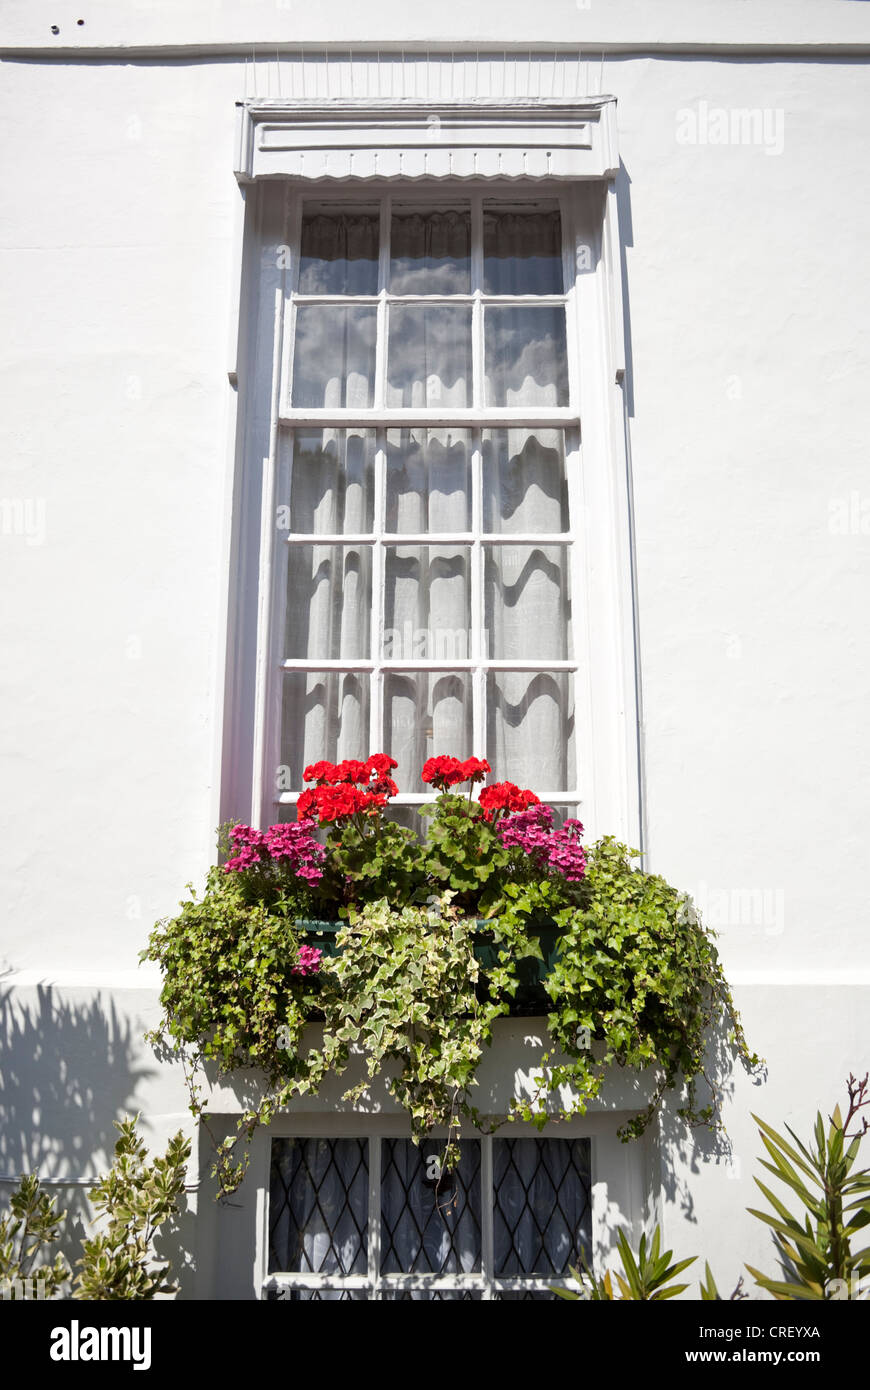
[235,98,619,183]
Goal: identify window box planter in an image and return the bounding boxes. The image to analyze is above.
[295,916,567,1017]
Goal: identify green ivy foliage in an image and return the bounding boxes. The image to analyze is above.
[525,836,758,1141]
[143,835,758,1200]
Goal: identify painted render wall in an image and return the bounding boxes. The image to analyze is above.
[1,10,869,1294]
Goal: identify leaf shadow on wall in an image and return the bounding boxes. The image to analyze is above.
[0,983,174,1278]
[654,1019,767,1235]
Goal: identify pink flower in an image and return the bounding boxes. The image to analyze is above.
[497,805,586,882]
[223,820,325,882]
[292,944,323,977]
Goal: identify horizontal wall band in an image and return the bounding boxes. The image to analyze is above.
[5,45,870,60]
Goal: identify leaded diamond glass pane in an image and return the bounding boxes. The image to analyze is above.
[380,1139,482,1274]
[269,1138,368,1275]
[493,1137,591,1276]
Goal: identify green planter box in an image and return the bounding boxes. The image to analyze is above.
[295,918,564,1017]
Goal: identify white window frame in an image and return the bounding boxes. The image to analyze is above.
[249,1112,648,1302]
[220,97,640,849]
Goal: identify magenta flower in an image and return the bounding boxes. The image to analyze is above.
[292,944,323,977]
[497,805,586,882]
[224,820,326,882]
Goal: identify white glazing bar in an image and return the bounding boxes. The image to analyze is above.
[264,1273,371,1292]
[283,533,572,546]
[565,424,588,819]
[470,191,484,411]
[278,658,578,672]
[277,789,582,805]
[262,1272,576,1298]
[284,534,377,546]
[374,193,390,408]
[370,197,390,755]
[481,1134,494,1299]
[368,1134,381,1300]
[291,293,568,307]
[471,431,485,758]
[279,408,577,428]
[371,429,387,753]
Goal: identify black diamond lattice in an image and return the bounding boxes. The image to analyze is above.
[493,1137,591,1277]
[380,1138,482,1274]
[269,1138,368,1275]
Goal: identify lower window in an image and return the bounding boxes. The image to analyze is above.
[265,1133,591,1300]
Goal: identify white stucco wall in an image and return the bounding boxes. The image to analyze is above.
[1,3,868,1295]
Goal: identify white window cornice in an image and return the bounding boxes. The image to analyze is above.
[235,97,619,183]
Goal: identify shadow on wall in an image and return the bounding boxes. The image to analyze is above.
[655,1013,767,1231]
[0,981,194,1284]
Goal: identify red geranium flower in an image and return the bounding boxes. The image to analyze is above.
[478,781,540,821]
[366,753,398,778]
[369,775,399,798]
[421,755,463,790]
[297,782,388,824]
[303,760,338,785]
[332,759,369,785]
[459,757,491,785]
[422,754,492,791]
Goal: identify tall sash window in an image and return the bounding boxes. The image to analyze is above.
[265,191,584,822]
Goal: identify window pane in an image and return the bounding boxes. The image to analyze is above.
[386,306,472,409]
[390,207,471,294]
[380,1139,481,1274]
[483,429,568,534]
[383,672,473,791]
[285,545,372,659]
[384,546,471,656]
[298,209,379,295]
[386,428,471,533]
[485,545,573,660]
[484,306,569,406]
[292,305,377,408]
[269,1138,369,1275]
[280,671,370,789]
[283,429,375,534]
[493,1138,591,1276]
[486,670,575,791]
[483,207,564,295]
